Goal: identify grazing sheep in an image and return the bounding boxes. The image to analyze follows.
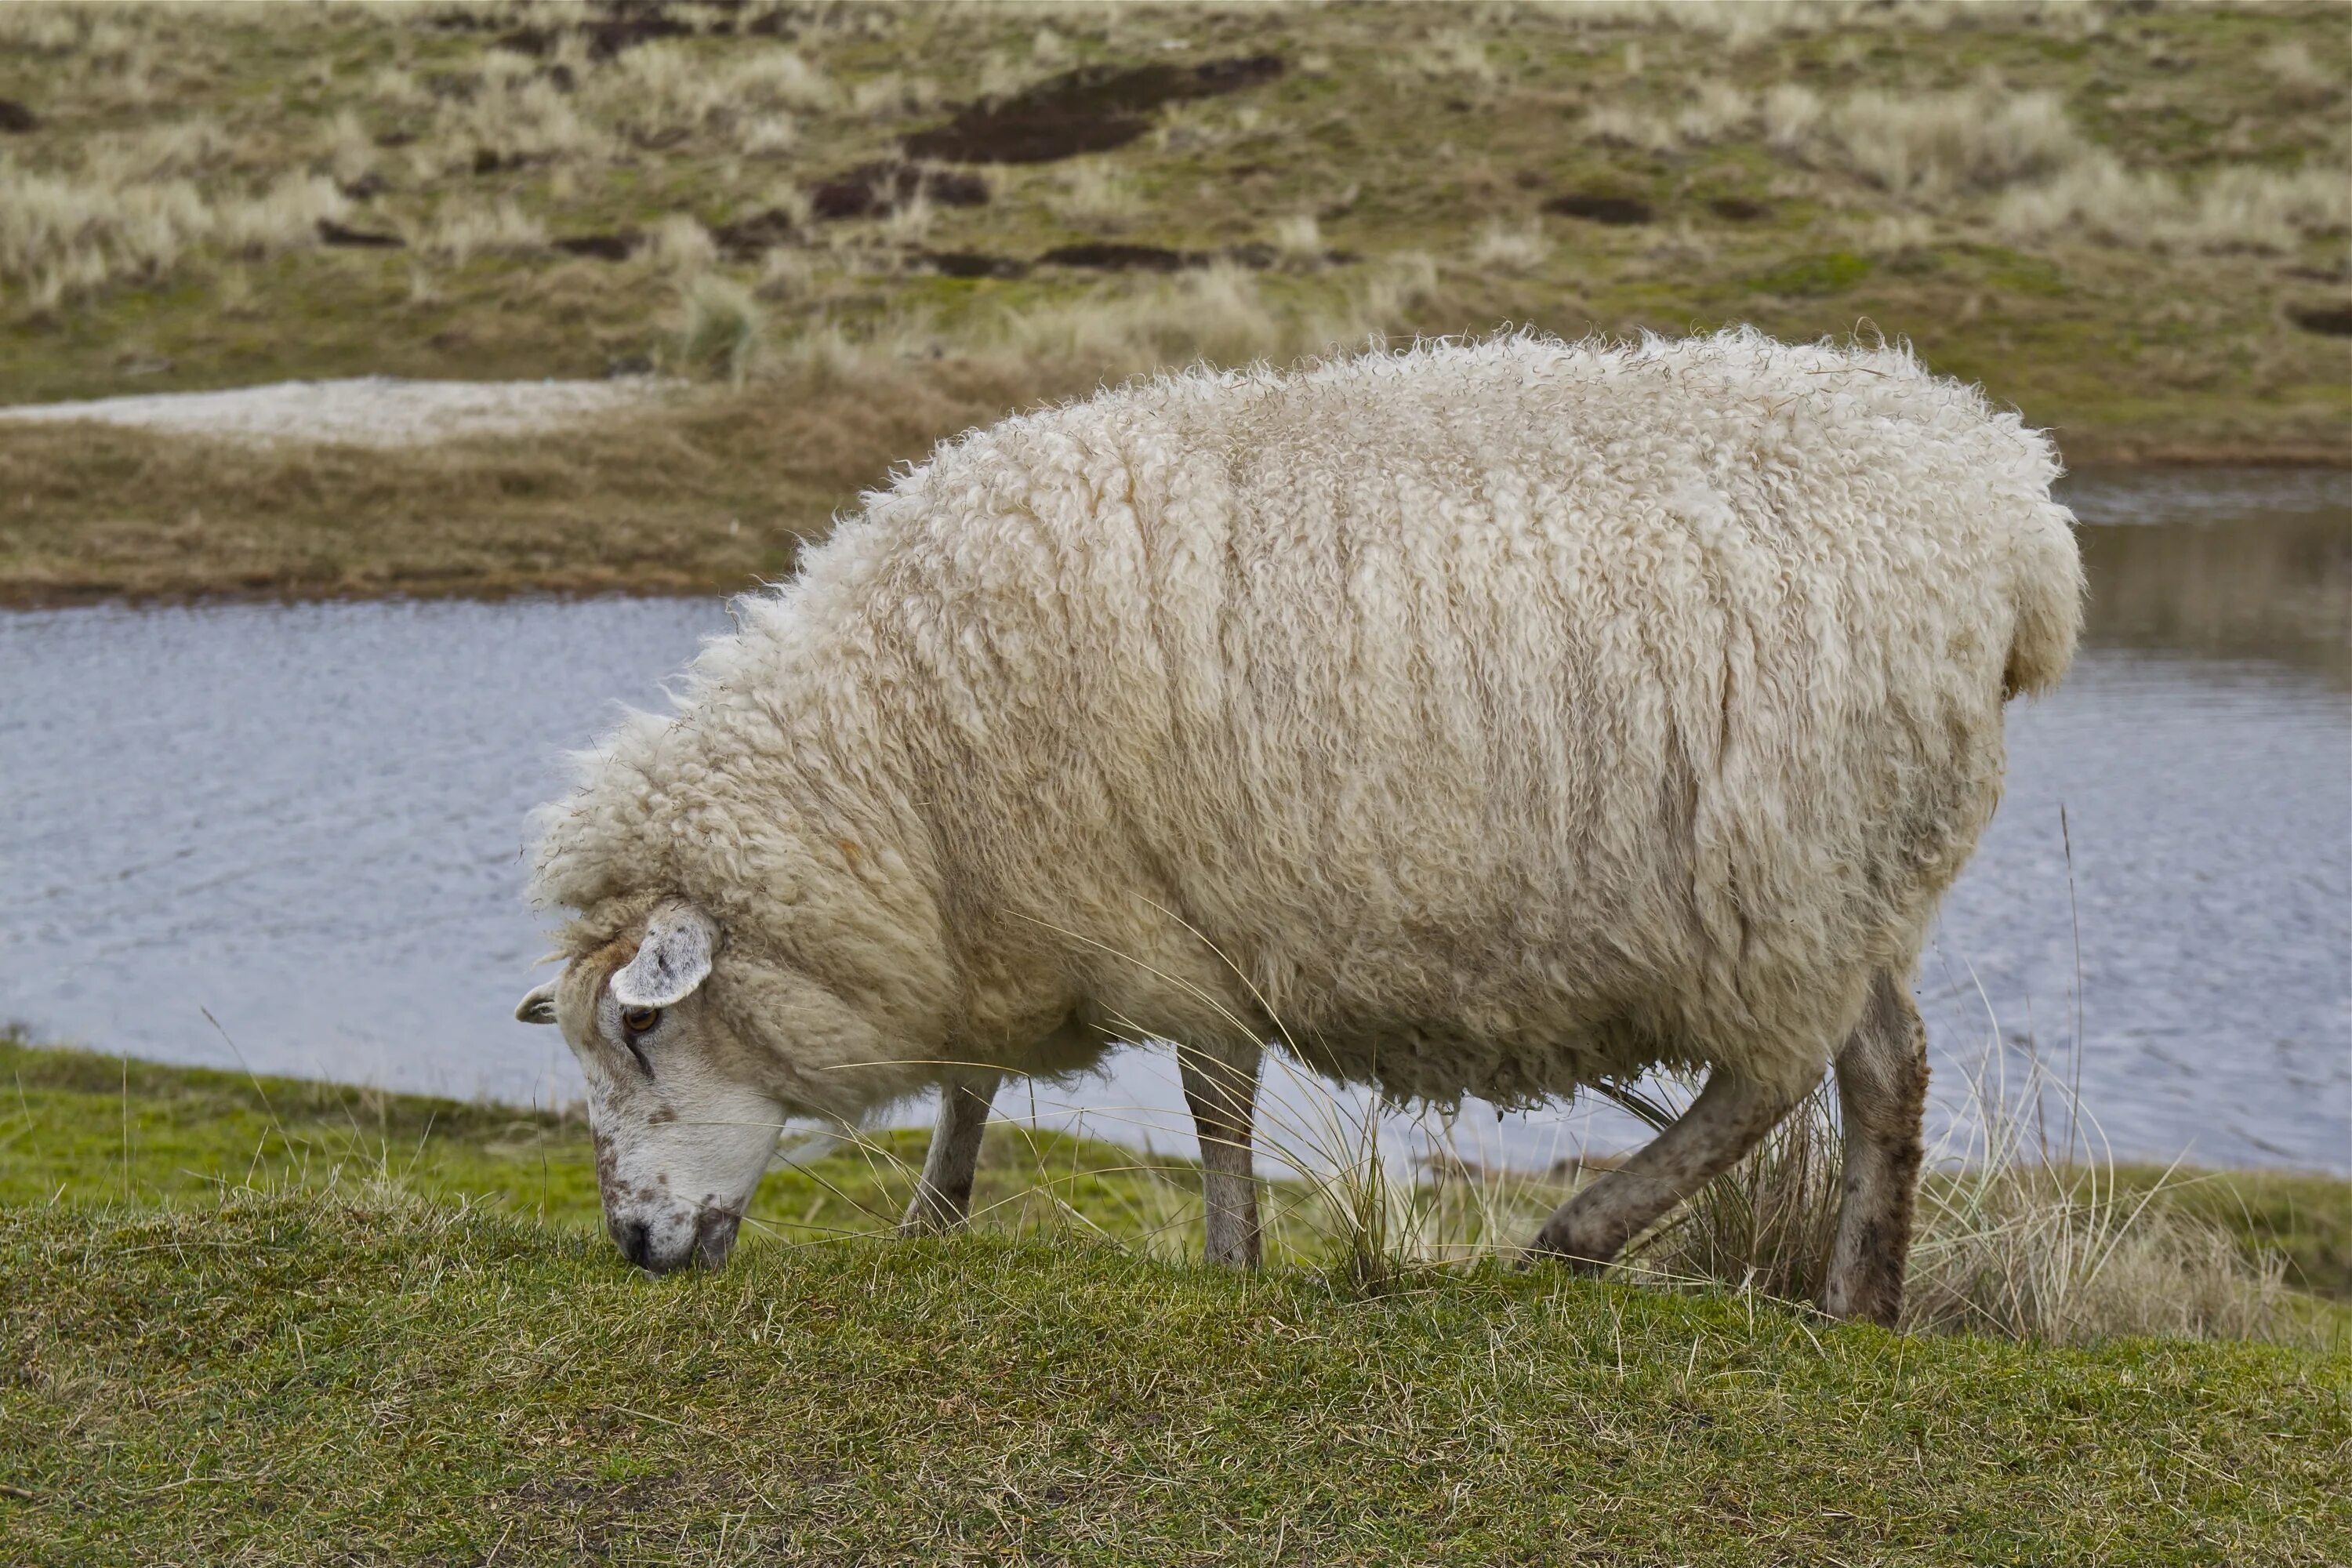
[517,328,2081,1324]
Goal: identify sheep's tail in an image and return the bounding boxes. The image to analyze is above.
[2002,495,2084,699]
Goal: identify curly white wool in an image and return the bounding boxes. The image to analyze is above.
[531,328,2082,1123]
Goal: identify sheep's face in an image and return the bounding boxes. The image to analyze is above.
[517,902,782,1274]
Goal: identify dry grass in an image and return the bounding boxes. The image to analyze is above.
[1469,216,1552,274]
[1622,1072,2311,1345]
[0,161,346,310]
[0,359,1086,603]
[0,0,2344,599]
[1268,212,1324,267]
[1829,87,2083,200]
[1995,155,2351,252]
[416,197,546,265]
[675,272,762,382]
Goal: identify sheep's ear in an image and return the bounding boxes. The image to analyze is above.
[611,903,717,1008]
[514,980,560,1025]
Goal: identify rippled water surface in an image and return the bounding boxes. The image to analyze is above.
[5,471,2346,1172]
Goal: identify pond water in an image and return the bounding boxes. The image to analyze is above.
[3,470,2346,1174]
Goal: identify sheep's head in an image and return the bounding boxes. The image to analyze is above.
[517,900,783,1273]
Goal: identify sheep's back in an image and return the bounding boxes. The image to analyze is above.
[837,334,2078,1100]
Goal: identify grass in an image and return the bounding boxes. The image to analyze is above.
[3,1035,2348,1557]
[7,1195,2350,1565]
[0,0,2345,606]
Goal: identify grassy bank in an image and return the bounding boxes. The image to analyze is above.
[8,1195,2349,1565]
[2,0,2346,605]
[5,1038,2350,1559]
[7,1035,2348,1304]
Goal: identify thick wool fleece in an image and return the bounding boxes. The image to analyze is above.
[532,331,2082,1116]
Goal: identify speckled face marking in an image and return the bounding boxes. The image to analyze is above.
[516,902,784,1273]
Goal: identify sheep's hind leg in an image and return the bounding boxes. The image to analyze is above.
[1528,1066,1802,1272]
[1820,970,1929,1327]
[1177,1039,1263,1269]
[898,1071,1002,1236]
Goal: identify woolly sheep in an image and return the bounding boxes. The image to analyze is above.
[517,329,2082,1323]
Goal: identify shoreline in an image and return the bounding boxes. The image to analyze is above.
[3,431,2343,614]
[8,1035,2345,1188]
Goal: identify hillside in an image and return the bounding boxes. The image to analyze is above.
[1,0,2346,603]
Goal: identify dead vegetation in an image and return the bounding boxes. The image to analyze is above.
[0,0,2344,601]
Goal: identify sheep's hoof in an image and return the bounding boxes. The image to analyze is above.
[1819,1273,1904,1329]
[1522,1217,1617,1275]
[896,1207,966,1240]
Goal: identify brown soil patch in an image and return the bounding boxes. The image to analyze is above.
[901,54,1285,165]
[1034,242,1293,273]
[316,220,405,250]
[553,232,640,262]
[808,162,991,221]
[496,13,691,62]
[1545,192,1655,225]
[2286,303,2352,337]
[922,252,1031,280]
[1709,197,1773,222]
[710,209,800,258]
[0,100,38,134]
[1039,242,1198,273]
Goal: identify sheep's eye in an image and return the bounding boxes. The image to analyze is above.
[619,1006,662,1036]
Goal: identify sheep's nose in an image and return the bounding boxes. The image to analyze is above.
[615,1218,652,1269]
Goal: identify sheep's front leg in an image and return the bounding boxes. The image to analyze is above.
[1529,1065,1801,1271]
[1177,1040,1262,1269]
[898,1071,1001,1236]
[1820,971,1929,1327]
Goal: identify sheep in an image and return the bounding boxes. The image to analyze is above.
[516,328,2082,1324]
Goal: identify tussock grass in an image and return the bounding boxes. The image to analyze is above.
[417,196,547,264]
[675,272,763,383]
[1469,216,1551,275]
[1830,87,2083,200]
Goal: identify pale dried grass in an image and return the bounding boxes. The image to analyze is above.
[1469,217,1551,274]
[1269,213,1325,267]
[1830,86,2083,200]
[1054,161,1141,228]
[739,114,798,158]
[643,213,718,277]
[418,197,546,263]
[2258,39,2338,101]
[1761,82,1824,151]
[1624,1052,2307,1345]
[436,72,604,170]
[0,161,345,307]
[677,271,763,383]
[1995,154,2350,252]
[1543,0,2108,46]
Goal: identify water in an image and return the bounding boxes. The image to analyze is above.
[3,471,2346,1174]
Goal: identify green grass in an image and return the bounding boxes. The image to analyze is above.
[3,1036,2350,1561]
[0,1036,1218,1257]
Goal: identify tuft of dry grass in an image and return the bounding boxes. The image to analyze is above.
[417,196,546,265]
[2259,38,2339,100]
[1053,159,1141,227]
[1995,156,2350,252]
[1621,1072,2310,1345]
[676,272,763,382]
[642,212,717,276]
[1269,212,1324,267]
[1828,87,2083,201]
[1470,216,1550,274]
[0,162,346,310]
